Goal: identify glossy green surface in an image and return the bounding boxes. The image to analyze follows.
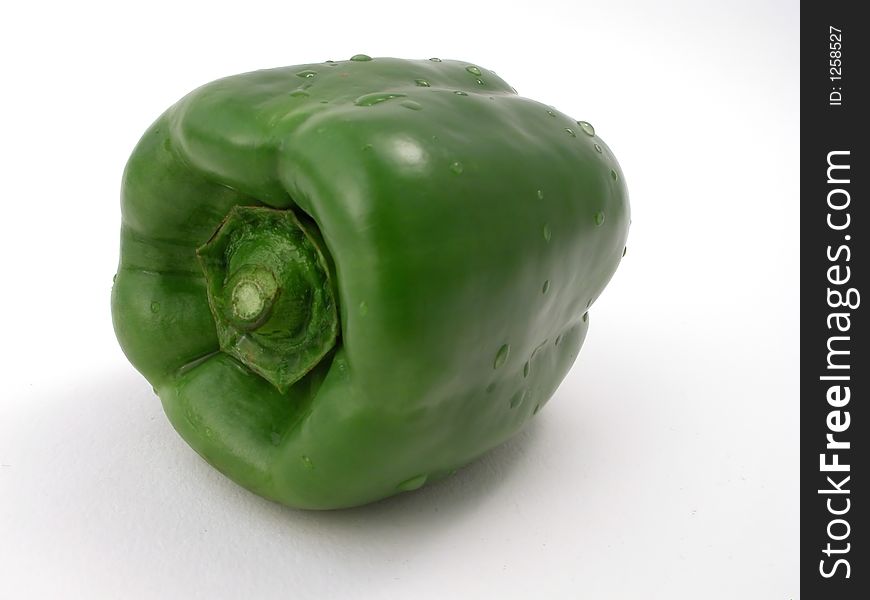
[111,56,630,509]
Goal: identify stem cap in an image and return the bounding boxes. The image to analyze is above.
[197,206,338,392]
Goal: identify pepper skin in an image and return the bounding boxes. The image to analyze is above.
[111,56,630,509]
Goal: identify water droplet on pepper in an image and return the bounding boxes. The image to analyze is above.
[354,92,407,106]
[494,344,510,369]
[397,473,427,491]
[577,121,595,136]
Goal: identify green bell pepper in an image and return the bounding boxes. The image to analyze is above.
[111,56,630,509]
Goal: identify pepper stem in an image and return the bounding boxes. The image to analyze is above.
[226,265,279,328]
[197,206,338,392]
[232,280,268,321]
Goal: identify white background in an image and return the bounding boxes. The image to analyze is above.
[0,1,799,598]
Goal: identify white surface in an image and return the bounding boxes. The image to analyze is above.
[0,1,799,598]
